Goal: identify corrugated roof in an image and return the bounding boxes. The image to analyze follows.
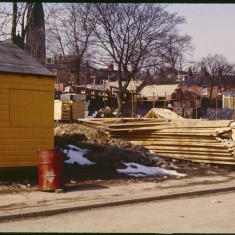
[0,42,54,77]
[140,84,179,97]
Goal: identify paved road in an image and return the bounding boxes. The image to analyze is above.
[1,191,235,233]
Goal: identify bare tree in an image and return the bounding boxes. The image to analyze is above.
[0,2,56,66]
[160,32,193,71]
[47,3,94,86]
[0,3,12,40]
[0,2,31,47]
[197,54,235,98]
[90,3,185,116]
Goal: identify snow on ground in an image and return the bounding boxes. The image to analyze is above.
[116,162,187,178]
[62,145,186,178]
[62,145,95,165]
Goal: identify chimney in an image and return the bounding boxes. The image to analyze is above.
[108,61,114,71]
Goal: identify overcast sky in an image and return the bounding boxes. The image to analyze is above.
[167,4,235,63]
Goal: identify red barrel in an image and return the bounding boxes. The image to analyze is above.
[37,149,64,191]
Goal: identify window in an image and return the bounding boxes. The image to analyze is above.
[202,87,208,95]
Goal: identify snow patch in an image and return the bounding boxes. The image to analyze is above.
[62,145,95,165]
[117,162,186,178]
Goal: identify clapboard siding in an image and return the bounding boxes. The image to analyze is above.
[1,150,41,156]
[1,138,53,145]
[0,82,53,91]
[0,74,53,85]
[0,99,9,105]
[0,144,53,151]
[0,73,54,168]
[0,161,41,168]
[0,93,9,100]
[0,127,53,134]
[0,116,9,122]
[0,133,53,139]
[0,88,9,127]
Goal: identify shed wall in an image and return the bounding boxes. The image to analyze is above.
[0,74,54,168]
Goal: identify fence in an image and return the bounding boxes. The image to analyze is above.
[174,107,235,120]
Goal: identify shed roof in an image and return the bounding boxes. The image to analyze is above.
[140,84,179,97]
[0,42,54,77]
[107,80,142,91]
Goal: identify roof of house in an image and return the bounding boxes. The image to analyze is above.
[107,80,142,91]
[185,75,211,86]
[140,84,179,97]
[0,42,54,77]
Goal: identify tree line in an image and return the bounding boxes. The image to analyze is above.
[0,3,235,115]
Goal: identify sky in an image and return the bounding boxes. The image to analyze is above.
[167,4,235,63]
[1,3,235,64]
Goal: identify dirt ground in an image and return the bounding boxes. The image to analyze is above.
[0,122,234,193]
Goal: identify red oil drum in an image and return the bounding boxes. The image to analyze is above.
[37,149,64,191]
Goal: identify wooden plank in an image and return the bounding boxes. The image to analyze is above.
[107,126,231,133]
[110,132,217,137]
[0,161,38,168]
[149,151,235,161]
[129,141,235,152]
[0,156,40,162]
[130,140,233,148]
[0,138,53,145]
[54,100,62,120]
[108,119,232,128]
[0,99,9,105]
[0,74,54,86]
[0,133,53,139]
[142,145,231,152]
[0,104,9,111]
[0,127,53,134]
[118,136,219,143]
[149,149,234,156]
[0,93,9,100]
[188,159,235,165]
[0,83,53,91]
[0,116,9,122]
[0,150,42,157]
[0,144,53,151]
[0,88,9,94]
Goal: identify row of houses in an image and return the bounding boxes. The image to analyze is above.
[49,56,235,115]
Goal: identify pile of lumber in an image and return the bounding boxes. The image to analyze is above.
[144,108,185,120]
[106,119,235,165]
[54,100,86,121]
[79,108,235,165]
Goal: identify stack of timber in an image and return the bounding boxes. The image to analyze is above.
[54,100,62,121]
[79,108,235,165]
[71,101,86,120]
[144,108,185,120]
[54,100,86,121]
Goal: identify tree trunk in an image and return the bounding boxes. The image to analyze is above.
[116,90,123,117]
[11,2,17,43]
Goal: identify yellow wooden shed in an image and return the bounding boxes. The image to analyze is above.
[0,42,55,168]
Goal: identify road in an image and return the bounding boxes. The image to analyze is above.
[0,191,235,233]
